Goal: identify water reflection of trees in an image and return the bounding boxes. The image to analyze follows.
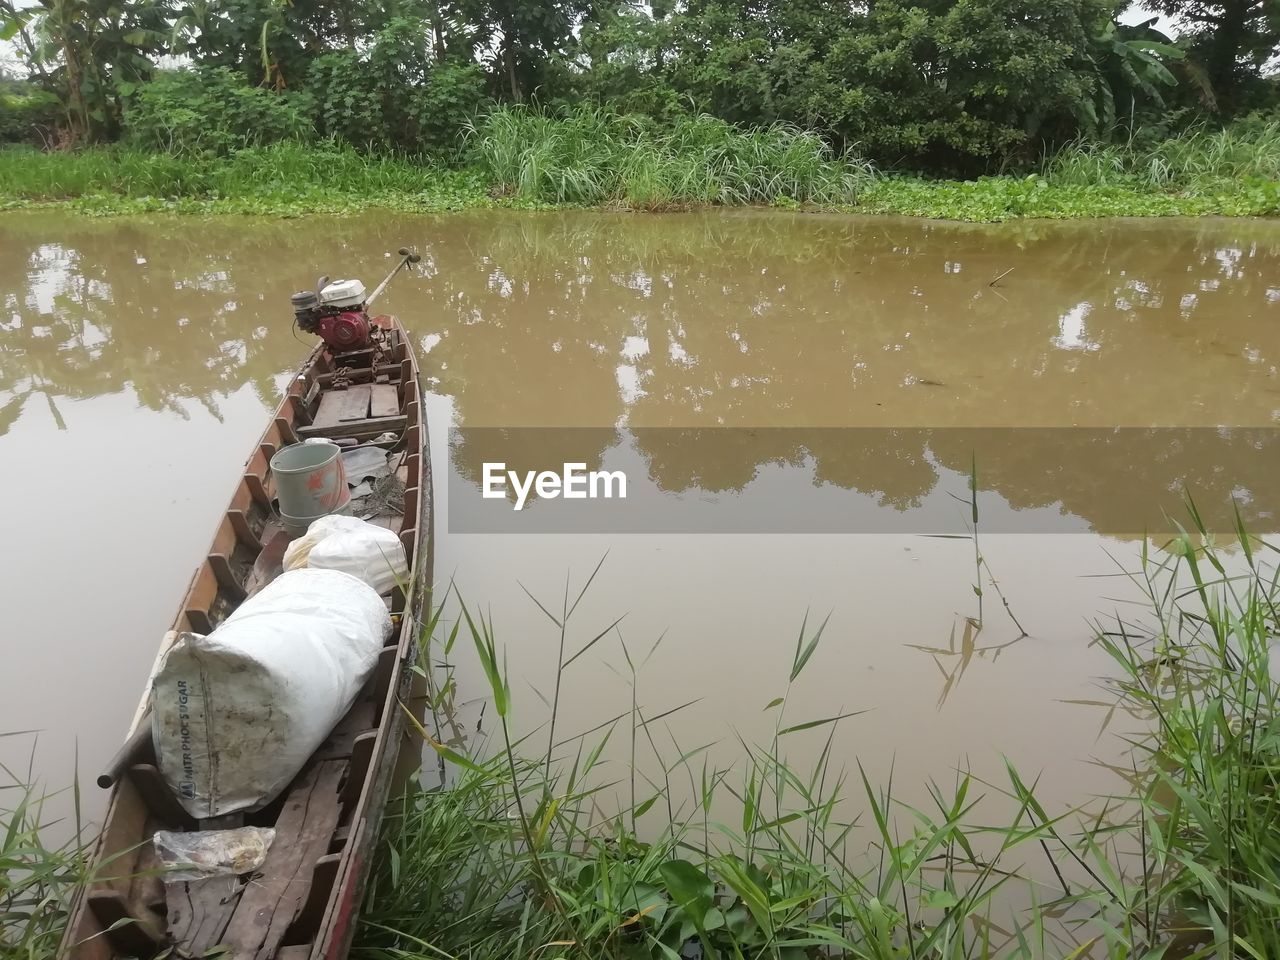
[5,209,1276,533]
[0,215,337,437]
[421,212,1280,533]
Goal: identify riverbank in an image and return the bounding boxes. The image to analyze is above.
[2,125,1277,222]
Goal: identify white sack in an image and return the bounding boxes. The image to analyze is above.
[282,514,408,595]
[151,568,391,818]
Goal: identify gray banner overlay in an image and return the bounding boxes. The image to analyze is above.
[445,427,1279,534]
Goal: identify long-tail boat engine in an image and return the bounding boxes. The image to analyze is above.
[291,278,373,352]
[291,249,421,356]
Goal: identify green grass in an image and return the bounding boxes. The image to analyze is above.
[0,747,87,960]
[470,104,875,208]
[862,118,1280,220]
[1,114,1278,219]
[1044,119,1280,191]
[1088,511,1280,958]
[0,140,495,217]
[355,510,1280,960]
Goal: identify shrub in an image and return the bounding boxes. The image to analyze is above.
[0,84,60,145]
[123,67,313,156]
[308,19,488,156]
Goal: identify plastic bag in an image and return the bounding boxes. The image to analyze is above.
[153,827,276,881]
[282,514,408,595]
[151,568,390,818]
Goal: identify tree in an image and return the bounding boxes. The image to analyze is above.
[26,0,169,142]
[1145,0,1280,112]
[452,0,588,100]
[661,0,853,128]
[1082,16,1184,133]
[827,0,1112,171]
[308,15,486,153]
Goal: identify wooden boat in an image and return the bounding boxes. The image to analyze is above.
[59,313,433,960]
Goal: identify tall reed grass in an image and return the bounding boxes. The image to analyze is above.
[360,509,1280,959]
[1044,119,1280,190]
[1088,508,1280,958]
[469,105,875,208]
[0,746,86,959]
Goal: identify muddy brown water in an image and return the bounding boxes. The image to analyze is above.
[2,210,1277,862]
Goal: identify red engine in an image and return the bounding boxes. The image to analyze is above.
[316,311,371,351]
[291,278,373,353]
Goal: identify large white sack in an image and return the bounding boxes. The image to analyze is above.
[282,514,408,595]
[151,568,391,818]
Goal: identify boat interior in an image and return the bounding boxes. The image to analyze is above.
[65,318,431,960]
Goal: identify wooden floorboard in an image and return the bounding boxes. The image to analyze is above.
[369,384,399,419]
[296,415,407,441]
[219,760,346,960]
[337,385,373,422]
[165,875,244,955]
[311,391,348,429]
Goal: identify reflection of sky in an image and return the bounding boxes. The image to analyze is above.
[27,243,74,315]
[615,363,646,408]
[1052,302,1101,352]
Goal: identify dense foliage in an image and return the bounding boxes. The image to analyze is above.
[0,76,59,144]
[0,0,1277,177]
[123,65,313,154]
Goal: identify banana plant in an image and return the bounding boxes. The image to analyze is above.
[1080,17,1184,135]
[18,0,168,142]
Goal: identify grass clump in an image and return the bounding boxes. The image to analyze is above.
[359,510,1280,960]
[1,747,87,959]
[1089,513,1280,958]
[472,105,875,208]
[363,595,1063,960]
[1045,119,1280,191]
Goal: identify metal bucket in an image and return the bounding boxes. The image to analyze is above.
[270,441,351,536]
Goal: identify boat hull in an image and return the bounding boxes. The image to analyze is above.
[59,316,433,960]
